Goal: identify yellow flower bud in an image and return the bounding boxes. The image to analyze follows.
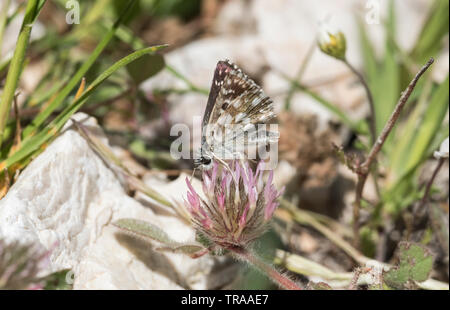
[317,22,347,60]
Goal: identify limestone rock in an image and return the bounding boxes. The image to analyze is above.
[0,113,228,289]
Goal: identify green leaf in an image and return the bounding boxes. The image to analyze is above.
[402,75,449,177]
[377,47,399,135]
[113,218,207,258]
[383,75,449,214]
[0,0,46,145]
[113,218,178,246]
[156,244,206,256]
[43,269,73,290]
[126,53,165,85]
[356,17,378,85]
[2,45,167,169]
[383,242,433,289]
[284,77,360,132]
[360,226,377,258]
[411,0,449,64]
[389,76,433,179]
[23,0,138,137]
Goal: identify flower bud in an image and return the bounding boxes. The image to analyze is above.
[317,22,347,60]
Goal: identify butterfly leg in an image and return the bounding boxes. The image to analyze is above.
[233,152,251,181]
[211,153,239,184]
[190,167,198,182]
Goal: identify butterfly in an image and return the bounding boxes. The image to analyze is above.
[195,60,279,170]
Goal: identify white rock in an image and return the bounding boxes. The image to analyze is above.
[0,113,228,289]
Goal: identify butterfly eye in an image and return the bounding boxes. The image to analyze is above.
[201,156,212,165]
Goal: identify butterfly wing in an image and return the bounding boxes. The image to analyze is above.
[201,60,277,161]
[203,60,274,129]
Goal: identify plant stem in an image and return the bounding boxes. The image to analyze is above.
[352,58,434,247]
[23,0,137,137]
[419,157,445,208]
[342,59,376,144]
[1,45,166,170]
[280,199,369,265]
[279,71,359,132]
[284,40,316,110]
[229,246,302,290]
[343,59,382,199]
[274,249,449,290]
[0,0,41,147]
[165,65,209,95]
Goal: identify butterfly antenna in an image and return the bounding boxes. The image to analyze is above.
[190,166,197,181]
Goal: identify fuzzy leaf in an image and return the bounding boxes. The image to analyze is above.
[113,218,177,246]
[383,242,433,289]
[156,244,208,258]
[114,218,207,258]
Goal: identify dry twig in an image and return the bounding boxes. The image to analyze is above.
[352,58,434,247]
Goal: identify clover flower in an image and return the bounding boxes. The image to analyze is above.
[185,160,284,249]
[0,239,50,289]
[317,21,347,60]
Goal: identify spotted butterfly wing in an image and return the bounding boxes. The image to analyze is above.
[197,60,277,169]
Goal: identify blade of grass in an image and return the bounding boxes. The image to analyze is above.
[401,75,449,181]
[374,16,400,142]
[106,21,209,95]
[389,76,433,180]
[0,0,45,147]
[22,0,137,137]
[411,0,449,64]
[284,40,316,110]
[165,64,209,95]
[279,73,362,133]
[0,0,12,58]
[356,17,378,88]
[383,76,448,214]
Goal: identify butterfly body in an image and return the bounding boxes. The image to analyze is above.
[196,60,278,170]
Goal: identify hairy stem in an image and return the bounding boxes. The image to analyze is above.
[352,58,434,247]
[342,59,376,144]
[229,246,302,290]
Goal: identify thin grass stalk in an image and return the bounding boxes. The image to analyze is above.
[0,0,12,58]
[0,0,42,147]
[1,45,166,170]
[22,0,138,137]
